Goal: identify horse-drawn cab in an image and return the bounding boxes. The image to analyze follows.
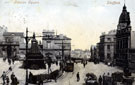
[85,73,97,85]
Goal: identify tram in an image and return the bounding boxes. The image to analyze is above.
[64,60,74,72]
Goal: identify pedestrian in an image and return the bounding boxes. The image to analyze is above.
[29,72,33,83]
[11,72,15,84]
[12,58,15,64]
[83,63,86,68]
[60,62,62,70]
[1,71,6,84]
[76,72,80,82]
[14,76,19,85]
[8,59,11,65]
[103,73,106,85]
[107,72,110,76]
[98,75,102,85]
[6,76,10,85]
[9,66,12,71]
[107,72,112,85]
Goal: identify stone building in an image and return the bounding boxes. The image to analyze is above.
[0,25,8,41]
[115,4,135,72]
[0,25,8,57]
[2,32,24,58]
[42,30,71,61]
[98,30,116,64]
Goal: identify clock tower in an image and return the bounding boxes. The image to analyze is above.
[115,4,131,68]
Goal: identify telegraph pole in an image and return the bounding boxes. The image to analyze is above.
[25,28,28,85]
[62,39,64,61]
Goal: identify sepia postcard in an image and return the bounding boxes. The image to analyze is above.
[0,0,135,85]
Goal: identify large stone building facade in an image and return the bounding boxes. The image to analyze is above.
[42,30,71,60]
[115,4,135,71]
[1,32,24,57]
[98,30,116,64]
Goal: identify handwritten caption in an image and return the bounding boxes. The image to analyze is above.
[5,0,39,4]
[107,1,120,5]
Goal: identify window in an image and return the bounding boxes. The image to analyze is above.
[107,53,111,60]
[107,45,110,50]
[107,38,111,41]
[114,38,116,41]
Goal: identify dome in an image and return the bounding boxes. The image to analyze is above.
[119,4,130,25]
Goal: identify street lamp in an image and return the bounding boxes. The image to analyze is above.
[62,39,65,62]
[25,28,28,85]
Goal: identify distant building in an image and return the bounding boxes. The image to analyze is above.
[83,49,91,59]
[115,4,135,72]
[98,30,116,64]
[3,32,24,44]
[1,32,24,57]
[71,49,83,58]
[0,25,8,56]
[42,30,71,60]
[71,49,90,59]
[90,45,98,60]
[0,25,8,42]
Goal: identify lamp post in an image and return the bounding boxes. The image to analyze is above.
[62,39,65,62]
[25,28,28,85]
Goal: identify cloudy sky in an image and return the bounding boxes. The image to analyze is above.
[0,0,135,50]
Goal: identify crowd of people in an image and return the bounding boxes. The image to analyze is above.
[1,57,18,85]
[1,71,19,85]
[98,73,112,85]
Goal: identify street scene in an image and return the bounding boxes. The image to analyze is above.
[0,0,135,85]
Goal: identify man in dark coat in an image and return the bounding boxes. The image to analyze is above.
[1,71,6,84]
[14,76,18,85]
[103,73,106,85]
[29,72,33,83]
[76,72,80,82]
[11,72,15,84]
[98,75,102,85]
